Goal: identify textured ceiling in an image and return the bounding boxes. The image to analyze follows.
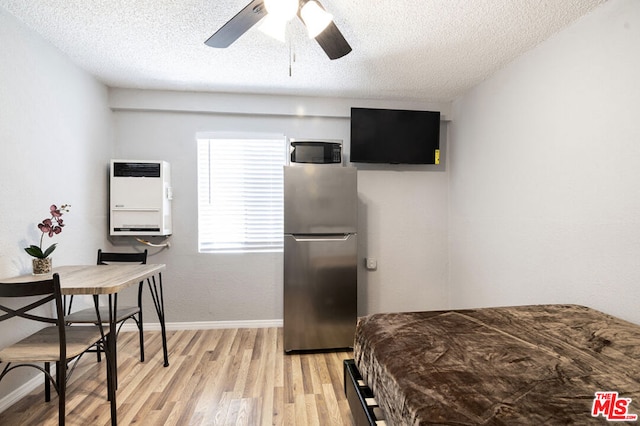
[1,0,606,101]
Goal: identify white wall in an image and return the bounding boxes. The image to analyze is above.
[0,8,112,402]
[109,89,451,321]
[449,0,640,324]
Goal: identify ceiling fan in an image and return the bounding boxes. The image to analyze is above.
[205,0,352,60]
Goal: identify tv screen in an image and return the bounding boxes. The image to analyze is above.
[350,108,440,164]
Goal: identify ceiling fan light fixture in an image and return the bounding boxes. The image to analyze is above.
[259,14,287,43]
[205,0,352,60]
[263,0,299,21]
[300,1,333,38]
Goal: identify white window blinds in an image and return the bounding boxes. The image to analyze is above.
[197,136,286,253]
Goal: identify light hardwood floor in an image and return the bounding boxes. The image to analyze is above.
[0,328,355,425]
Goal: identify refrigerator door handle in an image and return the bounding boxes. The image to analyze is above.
[290,234,354,242]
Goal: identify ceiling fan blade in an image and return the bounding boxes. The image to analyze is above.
[205,0,267,48]
[297,1,351,59]
[314,21,352,60]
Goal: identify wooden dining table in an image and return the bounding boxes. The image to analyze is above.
[3,263,169,425]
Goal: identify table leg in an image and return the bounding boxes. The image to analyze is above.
[110,294,119,389]
[147,272,169,367]
[109,294,117,425]
[94,295,117,426]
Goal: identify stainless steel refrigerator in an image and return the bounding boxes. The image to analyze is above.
[283,165,358,352]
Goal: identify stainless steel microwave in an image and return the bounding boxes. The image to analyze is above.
[289,139,343,165]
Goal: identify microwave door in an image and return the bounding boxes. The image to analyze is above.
[293,143,324,163]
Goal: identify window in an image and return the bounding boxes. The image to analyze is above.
[197,135,286,253]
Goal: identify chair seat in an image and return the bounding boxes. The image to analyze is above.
[0,325,105,363]
[65,306,140,324]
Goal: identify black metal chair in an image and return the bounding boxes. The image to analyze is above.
[0,273,115,426]
[65,249,148,365]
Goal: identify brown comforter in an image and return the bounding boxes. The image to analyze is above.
[354,305,640,425]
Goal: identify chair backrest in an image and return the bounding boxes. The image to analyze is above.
[0,274,67,359]
[97,249,147,265]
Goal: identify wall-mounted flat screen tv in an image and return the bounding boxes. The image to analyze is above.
[350,107,440,164]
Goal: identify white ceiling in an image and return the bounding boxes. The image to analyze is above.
[1,0,606,102]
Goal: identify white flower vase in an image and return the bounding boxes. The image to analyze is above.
[33,257,52,275]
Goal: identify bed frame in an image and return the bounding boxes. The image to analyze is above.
[343,359,387,426]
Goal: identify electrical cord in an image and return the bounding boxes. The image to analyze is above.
[135,237,171,248]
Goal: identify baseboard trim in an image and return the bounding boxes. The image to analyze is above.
[0,319,282,414]
[0,372,51,415]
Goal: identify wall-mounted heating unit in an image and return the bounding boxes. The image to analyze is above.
[110,160,172,236]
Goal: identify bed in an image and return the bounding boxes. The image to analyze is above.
[344,304,640,425]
